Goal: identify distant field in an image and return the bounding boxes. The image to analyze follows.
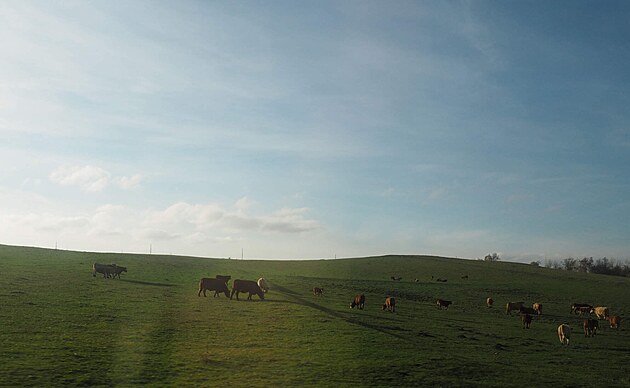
[1,244,629,387]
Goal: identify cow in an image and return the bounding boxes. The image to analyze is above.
[257,277,270,293]
[590,306,609,320]
[109,264,127,279]
[461,275,469,280]
[230,279,265,301]
[382,297,396,313]
[506,301,524,315]
[519,306,537,315]
[92,263,113,278]
[436,278,448,282]
[215,274,231,284]
[350,294,365,309]
[575,306,591,316]
[521,313,532,329]
[584,319,598,337]
[436,299,452,310]
[391,276,402,281]
[198,278,230,298]
[571,303,593,314]
[532,303,543,315]
[606,315,621,329]
[486,297,493,308]
[558,324,571,345]
[313,287,324,296]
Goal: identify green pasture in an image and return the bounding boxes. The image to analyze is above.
[1,244,629,387]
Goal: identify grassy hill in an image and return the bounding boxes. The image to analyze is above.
[1,244,629,387]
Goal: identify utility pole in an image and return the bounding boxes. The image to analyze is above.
[150,244,152,254]
[241,248,244,260]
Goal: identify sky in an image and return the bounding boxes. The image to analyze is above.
[1,1,629,262]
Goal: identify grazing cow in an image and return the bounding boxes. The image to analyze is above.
[313,287,324,296]
[198,278,230,298]
[575,306,591,316]
[584,319,598,337]
[558,324,571,345]
[215,274,231,284]
[92,263,113,278]
[532,303,543,315]
[230,279,265,301]
[590,306,609,320]
[109,264,127,279]
[382,297,396,313]
[521,313,532,329]
[436,278,448,282]
[519,306,537,315]
[461,275,469,280]
[414,278,419,283]
[391,276,402,281]
[486,297,493,308]
[571,303,593,314]
[350,294,365,309]
[506,301,524,315]
[606,315,621,329]
[257,277,270,293]
[436,299,452,310]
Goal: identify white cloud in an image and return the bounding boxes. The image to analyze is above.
[48,166,144,192]
[117,174,143,190]
[49,165,110,192]
[0,198,322,257]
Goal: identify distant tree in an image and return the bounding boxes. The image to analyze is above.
[530,261,540,267]
[484,253,501,262]
[577,257,593,273]
[562,257,577,271]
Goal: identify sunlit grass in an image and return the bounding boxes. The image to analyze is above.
[1,245,629,386]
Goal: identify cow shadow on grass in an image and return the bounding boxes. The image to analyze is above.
[121,279,177,287]
[273,284,424,343]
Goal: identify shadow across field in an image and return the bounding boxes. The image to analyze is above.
[120,279,177,287]
[273,284,423,342]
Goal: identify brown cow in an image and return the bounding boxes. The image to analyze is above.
[583,319,598,337]
[606,315,621,329]
[313,287,324,296]
[382,297,396,313]
[198,278,230,298]
[486,297,494,308]
[436,299,452,310]
[558,324,571,345]
[532,303,543,315]
[215,274,231,284]
[519,306,537,315]
[350,294,365,309]
[521,313,532,329]
[590,306,609,320]
[571,303,593,314]
[506,301,524,315]
[230,279,265,301]
[575,306,591,316]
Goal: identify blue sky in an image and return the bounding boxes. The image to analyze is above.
[1,1,629,261]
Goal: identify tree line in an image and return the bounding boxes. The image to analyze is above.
[542,257,630,277]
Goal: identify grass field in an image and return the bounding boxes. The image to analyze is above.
[1,244,629,387]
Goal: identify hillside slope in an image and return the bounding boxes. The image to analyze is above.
[1,245,629,386]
